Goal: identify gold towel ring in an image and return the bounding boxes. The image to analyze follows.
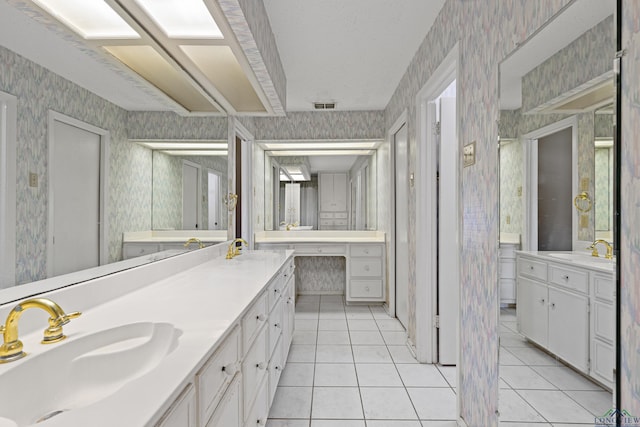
[573,192,592,213]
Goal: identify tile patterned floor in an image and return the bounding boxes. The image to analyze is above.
[268,295,457,427]
[267,297,613,426]
[498,307,614,426]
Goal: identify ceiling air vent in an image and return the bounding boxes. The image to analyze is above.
[313,102,336,110]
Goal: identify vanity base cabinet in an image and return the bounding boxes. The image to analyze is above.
[517,253,614,390]
[205,376,241,427]
[499,242,519,305]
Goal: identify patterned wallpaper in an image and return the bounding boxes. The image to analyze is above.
[620,0,640,414]
[295,256,346,295]
[594,147,613,231]
[127,112,228,140]
[522,15,614,112]
[253,143,266,233]
[253,111,385,140]
[383,0,573,424]
[0,45,151,284]
[499,140,523,235]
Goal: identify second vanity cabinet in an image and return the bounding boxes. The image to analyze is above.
[516,252,614,389]
[156,255,295,427]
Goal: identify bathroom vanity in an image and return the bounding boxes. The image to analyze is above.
[516,251,615,390]
[255,230,386,303]
[0,244,294,426]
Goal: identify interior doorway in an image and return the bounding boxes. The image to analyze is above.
[0,91,16,288]
[48,112,109,277]
[208,170,222,230]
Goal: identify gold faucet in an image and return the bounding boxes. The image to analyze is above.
[226,238,249,259]
[0,298,81,363]
[588,239,614,260]
[280,221,299,231]
[184,237,205,249]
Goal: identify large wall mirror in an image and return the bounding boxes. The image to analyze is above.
[144,141,229,231]
[497,0,617,420]
[259,141,381,231]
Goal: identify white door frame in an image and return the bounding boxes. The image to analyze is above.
[229,118,255,247]
[522,116,579,251]
[207,168,224,230]
[387,110,408,320]
[47,111,110,276]
[0,91,17,288]
[415,44,459,364]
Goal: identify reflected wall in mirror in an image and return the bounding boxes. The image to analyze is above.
[594,105,614,241]
[151,146,228,231]
[260,141,380,231]
[497,0,617,411]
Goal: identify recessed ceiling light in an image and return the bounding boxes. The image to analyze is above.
[161,150,228,156]
[133,0,223,39]
[267,150,374,156]
[132,140,227,150]
[262,141,378,150]
[32,0,140,39]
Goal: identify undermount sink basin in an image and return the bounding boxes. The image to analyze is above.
[547,252,615,270]
[0,322,179,426]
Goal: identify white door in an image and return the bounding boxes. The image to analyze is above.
[437,96,459,365]
[208,171,221,230]
[182,161,200,229]
[51,120,100,276]
[394,123,409,328]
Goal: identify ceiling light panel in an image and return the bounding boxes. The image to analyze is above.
[32,0,140,39]
[262,142,379,150]
[133,141,227,150]
[267,150,374,156]
[132,0,223,38]
[162,150,228,156]
[180,45,266,112]
[104,45,219,112]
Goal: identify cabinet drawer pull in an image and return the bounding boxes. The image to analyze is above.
[364,265,370,271]
[274,323,281,328]
[550,303,556,309]
[540,298,545,304]
[274,288,281,294]
[257,418,267,425]
[529,266,534,271]
[364,249,369,254]
[256,362,266,370]
[562,275,570,281]
[256,314,266,322]
[274,365,282,371]
[287,298,293,304]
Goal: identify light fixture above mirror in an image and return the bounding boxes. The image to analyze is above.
[132,139,228,156]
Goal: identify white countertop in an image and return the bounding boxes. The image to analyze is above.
[255,230,385,243]
[516,250,615,273]
[0,249,294,427]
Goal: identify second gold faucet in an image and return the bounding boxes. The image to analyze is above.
[226,238,249,259]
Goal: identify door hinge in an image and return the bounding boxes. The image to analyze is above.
[434,315,440,328]
[435,121,441,136]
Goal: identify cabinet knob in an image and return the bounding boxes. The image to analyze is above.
[256,314,266,322]
[562,275,570,281]
[256,362,266,370]
[364,265,370,271]
[274,323,281,328]
[257,418,267,426]
[221,363,237,376]
[364,249,369,254]
[275,365,282,371]
[551,303,556,309]
[529,266,534,271]
[274,288,281,294]
[540,298,545,304]
[287,298,293,304]
[365,286,370,292]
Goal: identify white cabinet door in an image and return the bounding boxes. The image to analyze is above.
[517,277,548,347]
[548,286,589,372]
[205,376,241,427]
[332,173,348,211]
[319,173,335,210]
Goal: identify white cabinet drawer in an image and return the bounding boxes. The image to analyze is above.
[123,243,161,259]
[334,219,348,226]
[269,302,283,358]
[293,244,346,255]
[205,376,241,427]
[350,244,383,257]
[350,280,383,298]
[518,257,547,281]
[593,274,615,302]
[197,327,240,425]
[319,212,335,219]
[242,327,268,418]
[350,258,382,277]
[334,212,348,219]
[593,301,614,343]
[268,277,283,313]
[242,292,268,353]
[499,244,517,259]
[500,259,516,279]
[549,264,588,294]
